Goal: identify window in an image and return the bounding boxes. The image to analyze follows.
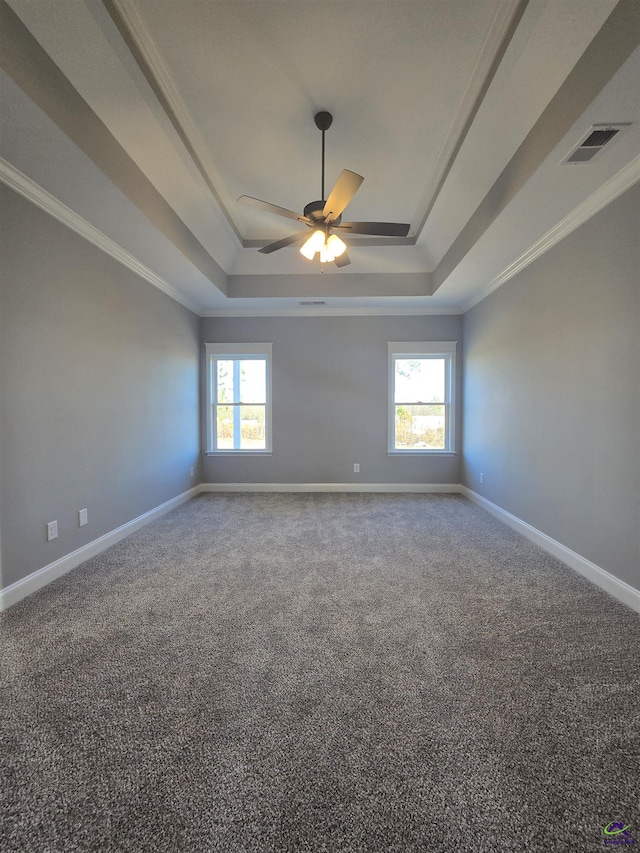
[388,342,456,453]
[205,343,272,453]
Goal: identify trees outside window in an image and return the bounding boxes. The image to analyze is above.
[205,343,272,453]
[388,342,456,453]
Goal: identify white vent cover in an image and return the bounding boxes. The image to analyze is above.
[562,124,630,165]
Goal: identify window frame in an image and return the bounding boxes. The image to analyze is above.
[387,341,457,455]
[205,342,272,455]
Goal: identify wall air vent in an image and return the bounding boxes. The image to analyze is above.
[298,300,326,306]
[562,123,630,165]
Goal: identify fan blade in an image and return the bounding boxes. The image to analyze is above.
[335,251,351,268]
[238,196,310,224]
[322,170,364,222]
[258,231,309,254]
[337,221,410,237]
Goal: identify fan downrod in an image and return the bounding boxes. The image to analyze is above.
[314,111,333,199]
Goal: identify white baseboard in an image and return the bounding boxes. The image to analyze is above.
[5,483,637,615]
[200,482,462,493]
[461,486,640,615]
[0,487,200,610]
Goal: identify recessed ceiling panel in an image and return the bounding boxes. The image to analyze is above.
[2,0,636,312]
[129,0,507,236]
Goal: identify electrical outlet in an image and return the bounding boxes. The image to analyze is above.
[78,508,88,527]
[354,463,360,473]
[46,520,58,541]
[480,473,485,484]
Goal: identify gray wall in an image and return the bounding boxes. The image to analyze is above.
[462,182,640,591]
[200,315,463,485]
[0,186,201,589]
[6,173,635,597]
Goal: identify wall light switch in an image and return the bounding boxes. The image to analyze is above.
[78,508,88,527]
[46,520,58,541]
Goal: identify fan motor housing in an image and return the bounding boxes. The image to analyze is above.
[303,200,341,225]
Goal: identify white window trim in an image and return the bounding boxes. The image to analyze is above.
[205,342,272,454]
[387,341,457,455]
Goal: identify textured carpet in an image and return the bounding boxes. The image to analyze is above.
[1,493,639,852]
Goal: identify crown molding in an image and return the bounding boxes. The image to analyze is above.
[201,305,462,318]
[413,0,526,239]
[0,159,202,316]
[106,0,241,245]
[463,154,640,313]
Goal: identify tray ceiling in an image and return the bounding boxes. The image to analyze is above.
[1,0,638,314]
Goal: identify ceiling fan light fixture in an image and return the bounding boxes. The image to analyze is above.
[240,112,409,268]
[300,228,325,260]
[326,233,346,258]
[319,245,335,264]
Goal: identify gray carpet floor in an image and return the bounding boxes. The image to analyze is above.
[2,493,639,852]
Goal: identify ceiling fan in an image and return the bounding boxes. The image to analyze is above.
[238,111,410,268]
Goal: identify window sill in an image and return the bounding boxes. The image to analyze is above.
[388,450,457,457]
[205,451,273,457]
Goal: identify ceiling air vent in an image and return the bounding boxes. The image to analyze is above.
[562,123,630,165]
